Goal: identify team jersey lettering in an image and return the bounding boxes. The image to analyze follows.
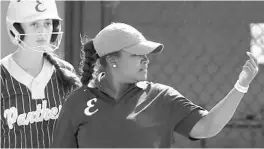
[3,100,62,130]
[84,98,98,116]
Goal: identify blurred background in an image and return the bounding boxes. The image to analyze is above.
[1,1,264,148]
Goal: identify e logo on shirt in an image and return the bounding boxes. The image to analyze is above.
[84,98,98,116]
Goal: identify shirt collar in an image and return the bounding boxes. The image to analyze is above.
[95,72,149,93]
[1,54,54,99]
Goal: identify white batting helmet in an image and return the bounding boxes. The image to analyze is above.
[6,0,63,52]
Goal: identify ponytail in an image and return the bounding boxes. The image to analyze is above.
[43,52,81,88]
[79,39,100,86]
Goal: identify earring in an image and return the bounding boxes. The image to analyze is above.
[113,64,117,68]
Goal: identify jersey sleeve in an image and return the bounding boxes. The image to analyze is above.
[159,84,208,140]
[51,90,79,148]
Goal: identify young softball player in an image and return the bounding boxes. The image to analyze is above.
[52,23,259,148]
[1,0,81,148]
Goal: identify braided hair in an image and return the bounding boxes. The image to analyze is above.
[43,52,81,89]
[79,39,100,86]
[79,35,121,86]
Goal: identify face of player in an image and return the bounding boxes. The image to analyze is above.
[20,19,53,51]
[113,50,149,83]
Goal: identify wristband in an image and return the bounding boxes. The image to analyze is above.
[234,80,249,93]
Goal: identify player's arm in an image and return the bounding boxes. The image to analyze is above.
[189,52,259,139]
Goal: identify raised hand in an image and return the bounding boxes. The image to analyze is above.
[238,52,259,87]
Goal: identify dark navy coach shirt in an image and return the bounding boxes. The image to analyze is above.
[52,76,208,148]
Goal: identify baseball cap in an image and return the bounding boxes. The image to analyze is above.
[93,23,164,57]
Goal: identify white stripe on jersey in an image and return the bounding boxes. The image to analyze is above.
[54,72,62,145]
[1,119,6,148]
[34,99,40,148]
[41,98,45,148]
[1,105,5,148]
[10,76,18,148]
[5,79,11,148]
[18,126,23,148]
[25,88,33,148]
[1,77,6,148]
[46,86,51,147]
[1,91,6,147]
[51,77,57,143]
[18,83,27,148]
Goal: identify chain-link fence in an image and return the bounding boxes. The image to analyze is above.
[108,1,264,147]
[147,43,264,148]
[145,23,264,147]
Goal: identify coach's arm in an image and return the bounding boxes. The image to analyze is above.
[189,52,259,139]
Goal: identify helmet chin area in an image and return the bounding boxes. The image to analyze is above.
[16,32,63,53]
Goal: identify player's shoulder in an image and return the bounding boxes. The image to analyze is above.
[0,58,5,70]
[0,54,11,66]
[0,55,12,79]
[53,56,74,71]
